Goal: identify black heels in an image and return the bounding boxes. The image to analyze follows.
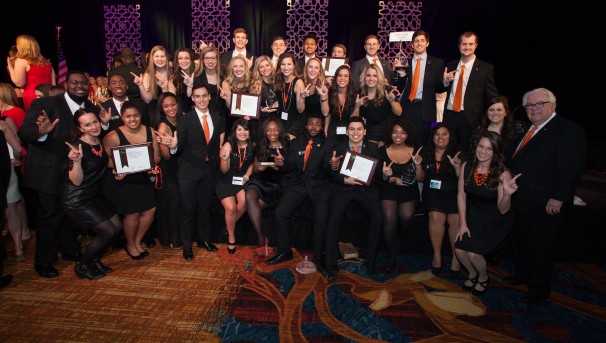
[462,275,478,291]
[473,278,490,295]
[431,265,443,276]
[125,248,144,260]
[227,242,237,254]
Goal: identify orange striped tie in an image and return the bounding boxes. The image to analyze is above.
[202,114,210,144]
[453,64,465,112]
[408,58,421,101]
[303,139,313,170]
[513,125,537,157]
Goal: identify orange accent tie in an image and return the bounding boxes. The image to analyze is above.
[513,125,537,157]
[352,146,359,153]
[303,139,313,170]
[408,58,421,101]
[202,114,210,144]
[119,101,123,109]
[453,64,465,112]
[372,58,377,66]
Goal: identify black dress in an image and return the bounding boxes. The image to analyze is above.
[359,96,396,141]
[244,145,288,207]
[421,151,461,214]
[254,81,279,143]
[155,119,182,247]
[103,126,156,215]
[276,77,304,137]
[216,144,254,200]
[454,163,513,254]
[326,93,356,138]
[378,147,420,203]
[63,140,116,227]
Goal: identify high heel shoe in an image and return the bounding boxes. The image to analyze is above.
[140,250,150,257]
[15,253,25,263]
[255,238,269,257]
[473,277,490,295]
[227,242,237,254]
[431,265,443,276]
[462,275,478,291]
[125,248,144,260]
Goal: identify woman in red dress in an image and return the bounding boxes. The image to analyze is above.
[6,35,56,111]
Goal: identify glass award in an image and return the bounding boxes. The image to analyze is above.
[266,89,278,108]
[395,41,408,72]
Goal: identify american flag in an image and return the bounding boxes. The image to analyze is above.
[56,29,68,84]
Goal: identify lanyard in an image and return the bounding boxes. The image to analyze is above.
[238,146,247,170]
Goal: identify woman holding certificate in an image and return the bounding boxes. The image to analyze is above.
[352,64,402,147]
[326,65,356,137]
[249,55,278,142]
[220,55,251,136]
[64,110,122,279]
[103,101,161,260]
[217,119,254,254]
[274,52,305,140]
[244,117,290,257]
[301,58,330,121]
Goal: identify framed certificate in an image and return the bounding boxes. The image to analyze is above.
[339,150,379,186]
[230,92,261,119]
[322,57,348,76]
[111,142,155,175]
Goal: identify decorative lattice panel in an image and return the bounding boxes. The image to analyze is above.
[104,4,142,70]
[191,0,231,53]
[378,1,421,62]
[286,0,328,59]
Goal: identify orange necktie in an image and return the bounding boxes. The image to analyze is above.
[513,125,537,157]
[202,114,210,144]
[352,146,359,153]
[303,139,313,170]
[453,64,465,112]
[408,58,421,101]
[372,58,377,65]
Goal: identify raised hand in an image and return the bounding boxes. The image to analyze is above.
[181,70,194,87]
[355,94,369,107]
[65,142,83,163]
[218,84,229,100]
[156,75,169,91]
[99,106,111,125]
[443,67,457,83]
[330,150,343,170]
[273,148,284,166]
[301,83,312,98]
[387,86,400,100]
[130,72,143,86]
[410,146,423,165]
[37,110,59,135]
[383,161,394,177]
[199,40,208,50]
[504,173,521,196]
[220,145,232,161]
[316,84,329,99]
[446,151,462,167]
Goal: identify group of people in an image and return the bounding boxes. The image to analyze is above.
[0,29,586,306]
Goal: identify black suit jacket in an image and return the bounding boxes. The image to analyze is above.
[18,94,99,195]
[398,55,446,122]
[443,58,498,126]
[219,50,254,70]
[508,115,586,214]
[351,57,394,90]
[173,109,225,180]
[330,138,382,193]
[282,133,333,197]
[100,98,150,138]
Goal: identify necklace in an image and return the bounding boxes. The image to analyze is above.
[473,169,490,186]
[83,138,103,158]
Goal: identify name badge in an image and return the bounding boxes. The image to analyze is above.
[429,179,442,189]
[232,176,244,185]
[336,126,346,135]
[281,111,289,121]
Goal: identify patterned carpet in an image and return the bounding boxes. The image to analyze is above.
[1,236,606,342]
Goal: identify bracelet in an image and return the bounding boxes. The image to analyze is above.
[321,97,328,102]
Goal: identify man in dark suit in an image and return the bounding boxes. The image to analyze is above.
[18,70,100,278]
[166,84,224,260]
[219,28,254,71]
[266,113,333,268]
[507,88,586,304]
[0,131,13,288]
[296,33,319,73]
[107,47,143,100]
[442,32,498,150]
[100,74,149,138]
[397,30,446,147]
[351,35,394,91]
[322,117,383,280]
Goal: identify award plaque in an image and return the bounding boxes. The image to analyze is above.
[339,150,379,186]
[111,142,154,175]
[230,92,261,119]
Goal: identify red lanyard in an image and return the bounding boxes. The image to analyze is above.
[435,153,441,173]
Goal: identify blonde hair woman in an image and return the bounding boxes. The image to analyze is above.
[6,35,56,111]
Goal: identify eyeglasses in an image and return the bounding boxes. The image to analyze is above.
[68,80,90,86]
[524,101,550,111]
